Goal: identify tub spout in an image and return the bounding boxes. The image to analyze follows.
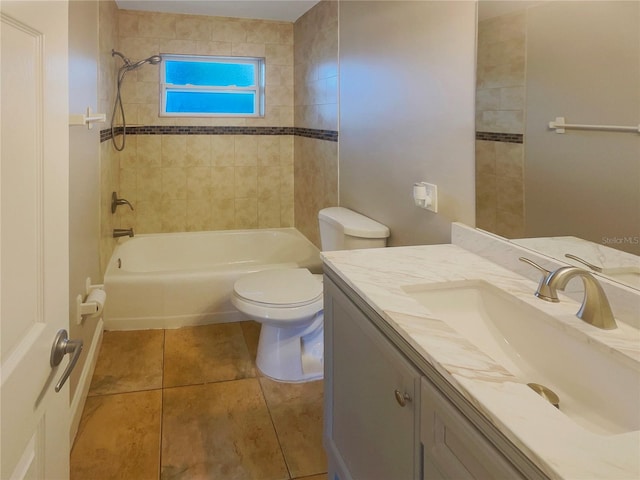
[113,228,134,238]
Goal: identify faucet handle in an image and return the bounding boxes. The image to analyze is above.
[564,253,603,273]
[111,192,134,213]
[519,257,560,302]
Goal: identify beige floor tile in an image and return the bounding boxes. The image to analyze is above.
[71,390,162,480]
[260,378,327,478]
[89,330,164,395]
[163,323,256,387]
[240,320,261,361]
[293,475,328,480]
[161,379,289,480]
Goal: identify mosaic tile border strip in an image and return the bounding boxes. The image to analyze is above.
[101,126,338,142]
[476,131,524,144]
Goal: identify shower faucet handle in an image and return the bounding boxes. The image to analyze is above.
[111,192,134,213]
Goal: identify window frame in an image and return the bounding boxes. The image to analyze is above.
[159,54,265,118]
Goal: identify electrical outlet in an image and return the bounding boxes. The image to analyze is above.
[423,182,437,212]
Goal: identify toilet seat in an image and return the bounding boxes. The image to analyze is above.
[232,269,323,325]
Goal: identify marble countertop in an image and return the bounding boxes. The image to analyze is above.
[322,243,640,479]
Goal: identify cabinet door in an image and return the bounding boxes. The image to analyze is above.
[420,377,525,480]
[325,279,420,480]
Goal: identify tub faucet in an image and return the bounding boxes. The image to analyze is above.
[113,228,134,238]
[538,265,617,330]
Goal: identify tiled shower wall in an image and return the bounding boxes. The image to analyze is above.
[100,8,295,244]
[475,11,525,238]
[117,134,294,233]
[293,1,339,247]
[98,0,121,273]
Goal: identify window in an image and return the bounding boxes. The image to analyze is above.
[160,54,265,117]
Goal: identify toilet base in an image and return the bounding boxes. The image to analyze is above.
[256,312,324,383]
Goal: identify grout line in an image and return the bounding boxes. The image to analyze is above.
[257,371,294,480]
[158,328,166,479]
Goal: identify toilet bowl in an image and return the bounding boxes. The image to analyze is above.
[232,269,324,382]
[232,207,390,383]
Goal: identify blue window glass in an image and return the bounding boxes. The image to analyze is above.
[165,61,255,87]
[166,91,255,114]
[161,54,264,117]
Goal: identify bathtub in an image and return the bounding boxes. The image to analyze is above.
[103,228,322,330]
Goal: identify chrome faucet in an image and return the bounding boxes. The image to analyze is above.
[113,228,134,238]
[543,267,617,330]
[520,258,617,330]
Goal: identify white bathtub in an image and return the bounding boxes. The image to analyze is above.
[103,228,322,330]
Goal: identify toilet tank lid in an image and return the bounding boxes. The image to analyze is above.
[319,207,390,238]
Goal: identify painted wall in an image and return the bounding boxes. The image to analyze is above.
[68,0,103,437]
[294,0,339,247]
[524,1,640,255]
[338,0,477,246]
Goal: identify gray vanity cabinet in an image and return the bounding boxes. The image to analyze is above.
[420,377,525,479]
[324,272,543,480]
[324,277,421,480]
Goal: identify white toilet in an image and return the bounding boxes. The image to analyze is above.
[232,207,390,382]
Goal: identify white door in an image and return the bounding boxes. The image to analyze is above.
[1,1,70,478]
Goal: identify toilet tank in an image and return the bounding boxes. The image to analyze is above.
[318,207,390,251]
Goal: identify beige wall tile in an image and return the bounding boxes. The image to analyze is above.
[211,198,236,230]
[475,140,496,175]
[258,136,280,166]
[135,200,163,233]
[185,135,211,166]
[186,166,212,200]
[137,166,162,201]
[195,40,232,56]
[235,197,258,229]
[258,197,282,228]
[258,166,281,199]
[161,135,186,166]
[210,17,247,43]
[137,11,176,39]
[234,135,258,166]
[235,166,258,198]
[161,197,187,232]
[211,166,235,200]
[136,135,162,167]
[266,44,294,66]
[162,167,187,200]
[495,142,524,178]
[211,135,235,166]
[231,42,266,57]
[186,199,212,231]
[175,15,211,41]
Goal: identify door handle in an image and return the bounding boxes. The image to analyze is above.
[50,329,83,392]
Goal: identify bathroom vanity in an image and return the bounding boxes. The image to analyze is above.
[322,226,640,480]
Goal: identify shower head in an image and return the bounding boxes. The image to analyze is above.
[112,49,162,70]
[128,55,163,70]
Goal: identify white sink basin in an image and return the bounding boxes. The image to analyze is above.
[402,280,640,435]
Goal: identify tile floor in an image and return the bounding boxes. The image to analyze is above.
[71,321,327,480]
